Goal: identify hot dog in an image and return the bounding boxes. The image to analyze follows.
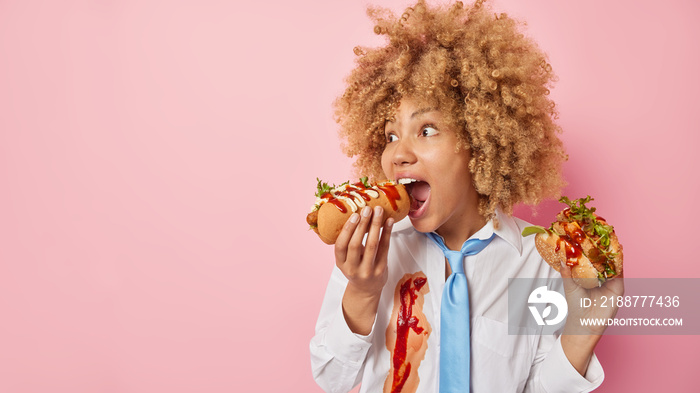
[307,177,410,244]
[522,196,623,289]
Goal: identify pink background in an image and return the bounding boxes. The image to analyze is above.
[0,0,698,392]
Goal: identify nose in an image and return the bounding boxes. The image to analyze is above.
[391,138,417,167]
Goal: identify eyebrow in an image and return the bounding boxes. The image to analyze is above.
[386,107,438,124]
[411,107,437,118]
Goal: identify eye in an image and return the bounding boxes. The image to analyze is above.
[386,133,398,143]
[421,125,439,137]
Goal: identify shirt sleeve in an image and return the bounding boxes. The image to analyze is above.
[525,334,604,393]
[521,247,605,393]
[310,267,376,393]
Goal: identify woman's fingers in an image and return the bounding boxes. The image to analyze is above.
[334,212,360,266]
[346,206,374,265]
[603,272,625,297]
[374,217,394,274]
[335,206,374,268]
[560,259,584,297]
[362,206,385,265]
[332,206,393,296]
[335,206,393,274]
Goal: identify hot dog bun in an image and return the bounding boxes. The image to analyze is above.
[524,196,623,288]
[307,178,410,244]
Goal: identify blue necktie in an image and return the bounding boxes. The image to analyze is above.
[426,232,495,393]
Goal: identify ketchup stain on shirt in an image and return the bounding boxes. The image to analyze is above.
[389,276,428,392]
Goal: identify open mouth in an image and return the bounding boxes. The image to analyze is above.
[398,178,431,218]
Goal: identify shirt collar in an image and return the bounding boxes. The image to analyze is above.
[492,208,523,255]
[466,208,523,255]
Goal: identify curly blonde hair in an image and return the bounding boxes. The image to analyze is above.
[334,0,567,219]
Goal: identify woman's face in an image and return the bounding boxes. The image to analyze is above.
[381,98,481,240]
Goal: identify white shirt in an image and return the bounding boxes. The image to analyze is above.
[310,210,604,393]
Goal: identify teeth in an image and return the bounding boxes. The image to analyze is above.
[397,178,419,184]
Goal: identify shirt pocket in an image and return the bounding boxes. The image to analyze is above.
[471,316,540,392]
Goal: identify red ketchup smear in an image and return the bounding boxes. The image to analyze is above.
[390,276,427,393]
[377,185,401,211]
[321,192,346,213]
[323,185,377,213]
[554,225,585,266]
[337,185,372,203]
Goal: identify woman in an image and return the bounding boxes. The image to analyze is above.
[310,1,622,391]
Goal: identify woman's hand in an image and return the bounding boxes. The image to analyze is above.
[561,262,624,335]
[335,205,394,335]
[560,261,624,375]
